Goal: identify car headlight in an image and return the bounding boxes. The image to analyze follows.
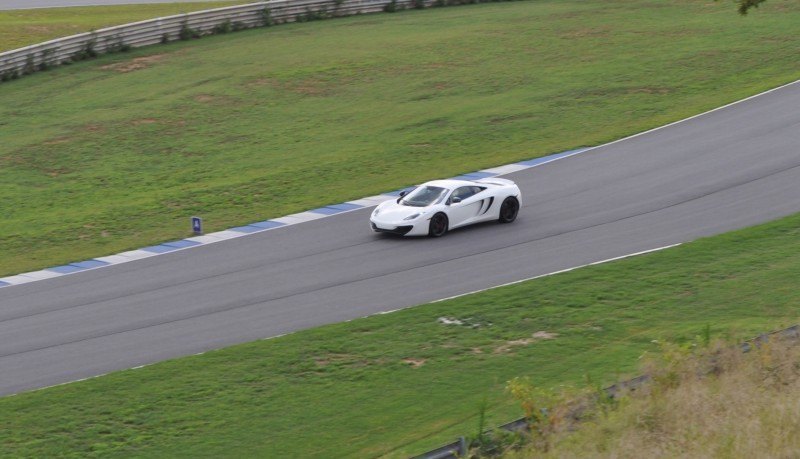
[373,208,380,216]
[403,213,421,221]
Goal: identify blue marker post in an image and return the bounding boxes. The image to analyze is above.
[191,216,203,235]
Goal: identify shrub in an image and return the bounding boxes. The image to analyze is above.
[38,48,57,71]
[105,35,131,53]
[383,0,398,12]
[1,69,19,82]
[179,22,201,40]
[261,6,274,26]
[72,36,98,62]
[213,19,233,34]
[22,54,36,75]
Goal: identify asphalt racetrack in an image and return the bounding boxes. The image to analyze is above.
[0,0,223,9]
[2,81,800,395]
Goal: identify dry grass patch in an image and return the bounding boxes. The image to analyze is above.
[499,332,800,458]
[131,118,158,125]
[100,54,169,73]
[402,358,426,368]
[494,331,558,354]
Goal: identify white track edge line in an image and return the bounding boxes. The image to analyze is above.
[432,243,682,303]
[2,78,797,288]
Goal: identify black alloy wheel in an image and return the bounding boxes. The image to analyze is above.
[498,197,519,223]
[428,213,449,237]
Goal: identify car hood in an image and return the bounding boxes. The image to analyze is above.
[374,202,429,221]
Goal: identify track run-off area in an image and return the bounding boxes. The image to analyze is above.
[1,79,799,396]
[0,0,230,10]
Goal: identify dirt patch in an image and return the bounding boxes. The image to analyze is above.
[627,87,671,95]
[100,54,169,73]
[131,118,158,126]
[43,137,71,145]
[314,353,366,368]
[559,27,611,39]
[495,331,559,353]
[192,94,239,105]
[402,358,426,368]
[82,124,105,133]
[438,317,492,328]
[24,25,59,34]
[245,76,336,96]
[244,77,273,88]
[533,331,559,339]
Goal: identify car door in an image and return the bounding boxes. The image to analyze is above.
[447,186,485,228]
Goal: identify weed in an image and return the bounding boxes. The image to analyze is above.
[261,6,274,26]
[38,48,57,70]
[383,0,398,12]
[105,35,131,53]
[213,19,232,34]
[71,35,97,61]
[22,53,36,75]
[178,21,201,40]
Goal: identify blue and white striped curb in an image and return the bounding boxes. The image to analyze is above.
[0,147,590,288]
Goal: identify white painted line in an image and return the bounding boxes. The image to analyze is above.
[183,235,220,244]
[116,250,159,260]
[3,79,796,290]
[202,230,245,241]
[0,274,40,285]
[572,80,800,157]
[348,195,395,207]
[94,254,136,264]
[16,270,64,280]
[485,80,800,177]
[271,215,306,225]
[481,164,530,175]
[283,212,328,223]
[433,243,682,303]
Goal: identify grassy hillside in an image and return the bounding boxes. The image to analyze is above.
[0,1,244,52]
[0,0,798,276]
[2,210,800,457]
[505,332,800,458]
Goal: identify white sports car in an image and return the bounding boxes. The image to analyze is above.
[370,178,522,237]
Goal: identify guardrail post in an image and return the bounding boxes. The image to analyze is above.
[458,436,467,457]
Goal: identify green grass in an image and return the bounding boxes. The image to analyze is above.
[0,1,245,52]
[3,208,800,457]
[1,0,799,277]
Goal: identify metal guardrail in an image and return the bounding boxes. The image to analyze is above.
[0,0,417,80]
[412,324,800,459]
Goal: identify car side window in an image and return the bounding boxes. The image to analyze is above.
[451,186,486,203]
[451,186,473,201]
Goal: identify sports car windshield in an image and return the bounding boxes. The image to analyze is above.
[401,186,448,207]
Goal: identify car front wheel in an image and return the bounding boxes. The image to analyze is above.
[428,213,449,237]
[498,197,519,223]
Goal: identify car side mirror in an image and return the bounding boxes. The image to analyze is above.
[399,190,408,197]
[451,196,462,204]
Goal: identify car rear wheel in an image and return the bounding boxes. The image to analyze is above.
[498,197,519,223]
[428,213,449,237]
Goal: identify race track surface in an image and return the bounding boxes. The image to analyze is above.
[0,0,224,10]
[1,81,799,395]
